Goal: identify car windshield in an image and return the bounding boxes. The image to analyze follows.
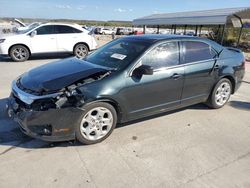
[85,38,151,70]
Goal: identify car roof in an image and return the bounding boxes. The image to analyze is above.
[39,22,86,32]
[125,34,199,42]
[123,34,223,52]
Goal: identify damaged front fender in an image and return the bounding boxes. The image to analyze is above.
[7,96,84,141]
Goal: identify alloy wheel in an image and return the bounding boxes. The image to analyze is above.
[13,47,28,61]
[75,45,88,58]
[215,82,231,106]
[80,107,113,141]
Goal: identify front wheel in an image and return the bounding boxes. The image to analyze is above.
[76,102,117,145]
[10,45,30,62]
[73,43,89,59]
[207,78,232,109]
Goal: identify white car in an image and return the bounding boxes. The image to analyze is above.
[100,28,115,35]
[0,23,97,62]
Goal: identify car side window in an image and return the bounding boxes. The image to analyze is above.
[36,26,55,35]
[183,41,217,64]
[55,25,82,34]
[141,42,179,69]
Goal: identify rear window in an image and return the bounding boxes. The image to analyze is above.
[55,25,82,34]
[183,41,217,63]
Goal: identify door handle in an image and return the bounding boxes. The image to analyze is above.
[172,73,181,80]
[214,65,219,70]
[50,38,55,40]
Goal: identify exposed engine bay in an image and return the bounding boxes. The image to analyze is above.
[12,70,111,112]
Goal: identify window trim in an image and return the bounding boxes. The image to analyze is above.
[35,25,56,35]
[54,25,82,34]
[181,40,218,65]
[128,40,181,77]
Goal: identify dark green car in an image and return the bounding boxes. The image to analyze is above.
[8,35,245,144]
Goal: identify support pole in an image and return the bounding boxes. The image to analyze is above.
[157,25,160,34]
[233,14,244,47]
[143,25,146,34]
[195,25,198,36]
[221,24,226,45]
[199,25,203,36]
[174,25,176,34]
[216,25,221,42]
[237,26,243,47]
[171,25,173,34]
[184,25,187,35]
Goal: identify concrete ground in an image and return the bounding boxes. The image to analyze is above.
[0,53,250,188]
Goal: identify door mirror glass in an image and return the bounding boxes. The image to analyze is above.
[30,30,37,37]
[132,65,153,77]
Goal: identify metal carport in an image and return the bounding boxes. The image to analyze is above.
[133,7,250,46]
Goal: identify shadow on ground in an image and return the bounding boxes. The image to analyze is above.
[229,101,250,111]
[0,53,73,63]
[0,98,80,153]
[0,96,210,151]
[117,103,209,128]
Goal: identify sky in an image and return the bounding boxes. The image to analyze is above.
[0,0,250,21]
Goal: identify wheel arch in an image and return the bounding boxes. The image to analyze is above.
[220,75,236,94]
[88,98,124,123]
[8,43,31,56]
[73,42,90,52]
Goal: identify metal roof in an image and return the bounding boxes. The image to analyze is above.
[133,7,250,26]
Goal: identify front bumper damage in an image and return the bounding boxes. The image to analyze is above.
[7,81,84,142]
[7,67,111,142]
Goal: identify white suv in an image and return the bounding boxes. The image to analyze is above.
[0,23,97,62]
[100,28,115,35]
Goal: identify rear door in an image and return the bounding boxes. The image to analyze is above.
[181,40,218,105]
[30,25,57,53]
[55,25,83,52]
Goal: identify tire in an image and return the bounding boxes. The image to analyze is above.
[10,45,30,62]
[73,43,89,59]
[207,78,232,109]
[76,102,117,145]
[102,32,105,35]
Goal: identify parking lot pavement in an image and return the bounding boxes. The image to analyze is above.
[0,56,250,188]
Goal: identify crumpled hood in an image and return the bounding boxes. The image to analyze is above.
[20,57,110,93]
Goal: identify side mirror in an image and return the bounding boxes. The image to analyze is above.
[30,30,37,37]
[132,65,154,77]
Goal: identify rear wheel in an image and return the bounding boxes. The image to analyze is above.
[207,78,232,109]
[73,43,89,59]
[10,45,30,62]
[76,102,117,145]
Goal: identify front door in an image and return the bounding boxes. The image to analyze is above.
[30,25,57,53]
[121,41,184,120]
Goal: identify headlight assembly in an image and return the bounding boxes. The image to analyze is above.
[0,39,5,43]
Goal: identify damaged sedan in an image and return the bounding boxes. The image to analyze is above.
[7,35,245,144]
